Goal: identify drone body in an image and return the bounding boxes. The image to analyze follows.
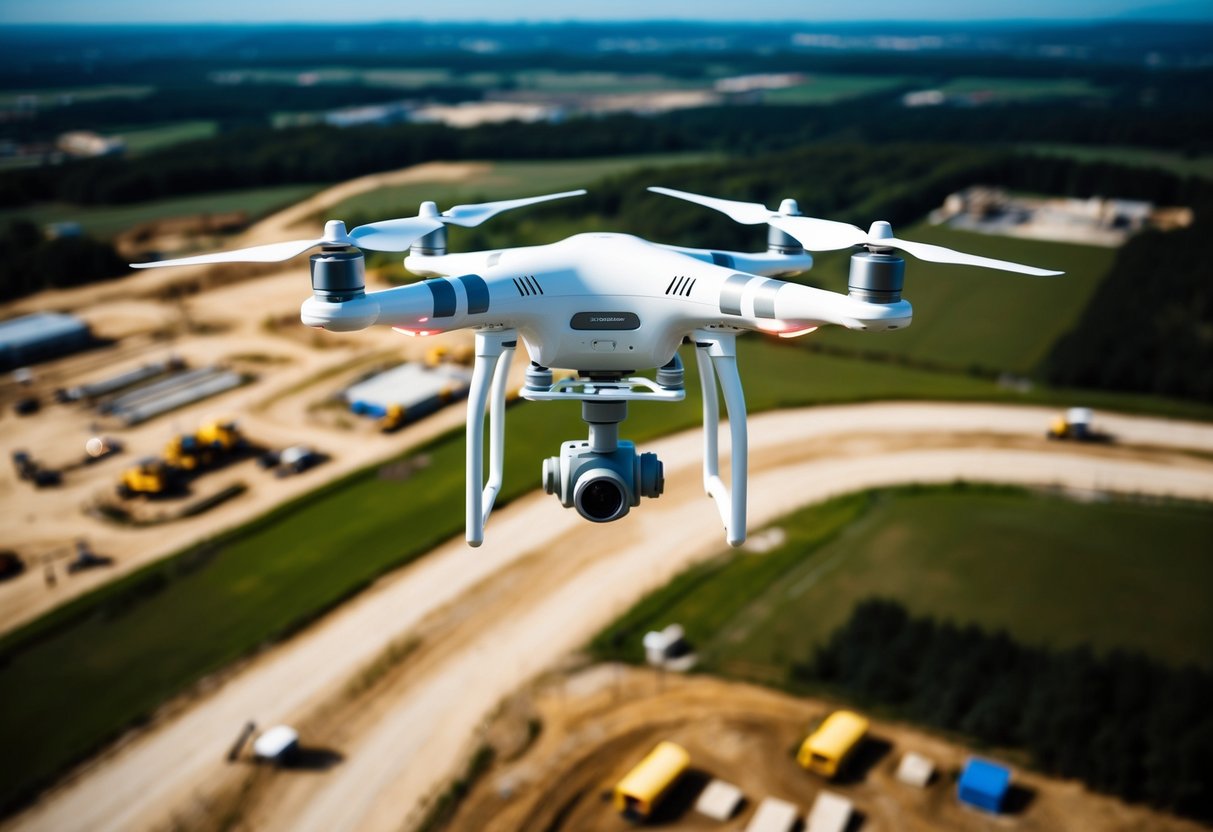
[135,187,1060,547]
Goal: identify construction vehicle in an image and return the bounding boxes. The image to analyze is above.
[378,403,410,432]
[259,445,323,477]
[65,539,113,573]
[164,419,246,471]
[117,457,175,497]
[1046,407,1113,443]
[11,450,61,488]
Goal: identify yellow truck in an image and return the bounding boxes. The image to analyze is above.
[798,710,869,778]
[614,741,689,821]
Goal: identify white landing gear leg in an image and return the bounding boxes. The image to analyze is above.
[466,329,516,546]
[693,329,748,547]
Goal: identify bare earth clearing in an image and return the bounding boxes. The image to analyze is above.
[449,665,1209,832]
[7,404,1213,832]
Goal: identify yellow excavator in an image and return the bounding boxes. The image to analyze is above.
[117,420,247,497]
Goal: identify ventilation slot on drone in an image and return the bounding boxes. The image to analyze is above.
[513,275,544,297]
[665,276,696,297]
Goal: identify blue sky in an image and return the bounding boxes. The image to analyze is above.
[2,0,1208,24]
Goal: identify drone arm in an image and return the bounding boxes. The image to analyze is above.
[694,330,748,547]
[767,280,913,333]
[466,330,515,547]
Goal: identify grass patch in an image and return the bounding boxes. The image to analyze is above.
[591,485,1213,686]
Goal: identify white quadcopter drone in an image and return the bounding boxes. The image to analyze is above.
[134,187,1060,547]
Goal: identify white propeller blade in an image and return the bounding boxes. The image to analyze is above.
[647,186,774,225]
[131,191,588,269]
[441,189,587,227]
[650,187,1062,276]
[876,234,1063,276]
[129,237,326,269]
[347,216,444,251]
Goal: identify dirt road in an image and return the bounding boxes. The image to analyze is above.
[8,402,1213,832]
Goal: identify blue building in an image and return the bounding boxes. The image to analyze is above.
[958,757,1011,813]
[0,312,92,370]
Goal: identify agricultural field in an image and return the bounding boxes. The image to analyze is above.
[935,76,1108,102]
[0,183,322,239]
[592,485,1213,679]
[802,223,1118,376]
[0,85,154,108]
[760,73,916,104]
[108,119,218,155]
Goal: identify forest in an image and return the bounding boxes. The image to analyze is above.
[795,598,1213,822]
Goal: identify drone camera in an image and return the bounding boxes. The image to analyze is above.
[543,439,663,523]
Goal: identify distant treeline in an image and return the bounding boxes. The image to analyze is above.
[5,87,1213,208]
[796,599,1213,822]
[0,221,126,302]
[1047,211,1213,402]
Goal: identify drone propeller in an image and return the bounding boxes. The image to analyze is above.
[648,186,1062,277]
[130,190,587,269]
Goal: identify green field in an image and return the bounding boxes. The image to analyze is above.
[937,76,1107,102]
[803,223,1117,376]
[0,183,322,239]
[326,153,721,223]
[1020,143,1213,180]
[0,85,154,108]
[761,74,915,104]
[110,120,219,155]
[592,486,1213,682]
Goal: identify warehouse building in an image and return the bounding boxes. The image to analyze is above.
[344,362,472,419]
[0,312,92,370]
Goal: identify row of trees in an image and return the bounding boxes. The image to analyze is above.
[5,84,1213,208]
[795,599,1213,821]
[0,221,126,302]
[1046,212,1213,402]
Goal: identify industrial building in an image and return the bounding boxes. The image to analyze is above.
[744,797,799,832]
[805,791,853,832]
[0,312,92,370]
[958,757,1012,813]
[895,751,936,788]
[344,362,472,420]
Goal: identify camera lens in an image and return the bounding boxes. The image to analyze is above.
[576,475,626,522]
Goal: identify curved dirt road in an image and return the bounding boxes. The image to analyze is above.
[8,403,1213,832]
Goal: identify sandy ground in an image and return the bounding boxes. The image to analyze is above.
[7,403,1213,832]
[0,162,496,634]
[447,665,1208,832]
